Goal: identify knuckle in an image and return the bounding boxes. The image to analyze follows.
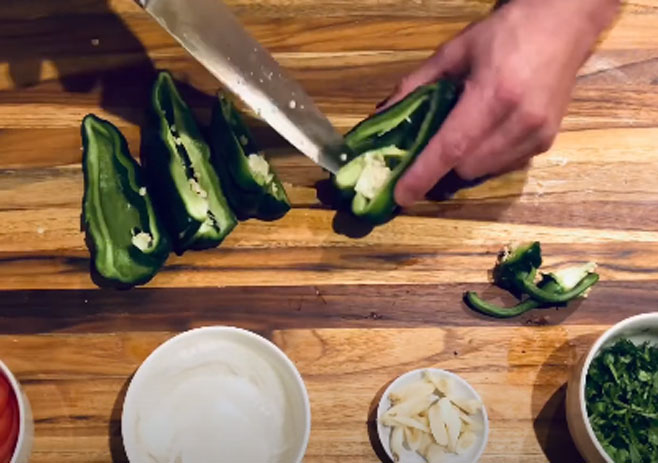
[494,80,522,108]
[431,44,449,63]
[535,128,556,153]
[398,75,417,94]
[519,105,549,132]
[441,135,470,163]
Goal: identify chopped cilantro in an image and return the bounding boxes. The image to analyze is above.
[586,338,658,462]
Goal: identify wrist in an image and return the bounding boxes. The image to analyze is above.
[583,0,621,35]
[508,0,621,43]
[506,0,621,34]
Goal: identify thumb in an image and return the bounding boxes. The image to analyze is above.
[378,37,470,111]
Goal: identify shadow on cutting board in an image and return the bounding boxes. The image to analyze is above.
[531,335,598,462]
[109,374,133,463]
[366,378,395,463]
[1,0,214,128]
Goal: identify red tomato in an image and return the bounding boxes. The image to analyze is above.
[0,377,9,413]
[0,375,12,447]
[0,400,17,463]
[0,404,12,445]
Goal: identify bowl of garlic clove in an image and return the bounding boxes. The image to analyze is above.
[376,368,489,463]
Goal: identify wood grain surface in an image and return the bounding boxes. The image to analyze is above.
[1,0,658,462]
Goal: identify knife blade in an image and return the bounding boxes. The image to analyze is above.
[136,0,346,173]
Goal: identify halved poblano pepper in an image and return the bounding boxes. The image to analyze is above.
[82,114,170,287]
[208,93,291,221]
[142,72,237,254]
[334,81,458,225]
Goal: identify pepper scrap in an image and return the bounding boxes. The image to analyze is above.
[142,72,237,254]
[333,81,459,225]
[491,241,542,296]
[465,242,600,318]
[82,114,170,287]
[208,93,291,221]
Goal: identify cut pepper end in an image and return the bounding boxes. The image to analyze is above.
[332,81,457,225]
[335,156,366,190]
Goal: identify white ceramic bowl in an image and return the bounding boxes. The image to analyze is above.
[0,361,34,463]
[122,326,311,463]
[566,312,658,463]
[376,368,489,463]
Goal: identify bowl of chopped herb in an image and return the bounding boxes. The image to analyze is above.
[566,312,658,463]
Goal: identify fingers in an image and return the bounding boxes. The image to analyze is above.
[379,39,471,111]
[455,103,557,180]
[456,135,537,181]
[393,80,514,207]
[490,157,532,177]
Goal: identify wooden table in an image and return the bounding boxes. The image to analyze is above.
[1,1,658,462]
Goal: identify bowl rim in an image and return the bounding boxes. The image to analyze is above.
[121,325,311,463]
[577,312,658,463]
[376,367,490,462]
[0,360,26,463]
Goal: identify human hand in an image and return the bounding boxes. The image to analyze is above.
[385,0,620,207]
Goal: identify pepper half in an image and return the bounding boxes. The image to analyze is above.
[141,72,237,254]
[333,81,458,225]
[82,114,170,287]
[208,93,291,221]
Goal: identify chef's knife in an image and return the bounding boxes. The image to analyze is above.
[136,0,346,174]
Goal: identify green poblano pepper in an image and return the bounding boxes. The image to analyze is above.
[208,93,291,221]
[464,242,600,318]
[142,72,237,254]
[492,241,543,295]
[333,81,459,225]
[492,242,599,304]
[82,114,170,287]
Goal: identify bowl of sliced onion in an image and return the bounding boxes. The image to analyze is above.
[376,368,489,463]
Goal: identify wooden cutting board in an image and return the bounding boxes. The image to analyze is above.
[1,1,658,461]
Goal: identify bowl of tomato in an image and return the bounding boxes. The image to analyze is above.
[0,361,33,463]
